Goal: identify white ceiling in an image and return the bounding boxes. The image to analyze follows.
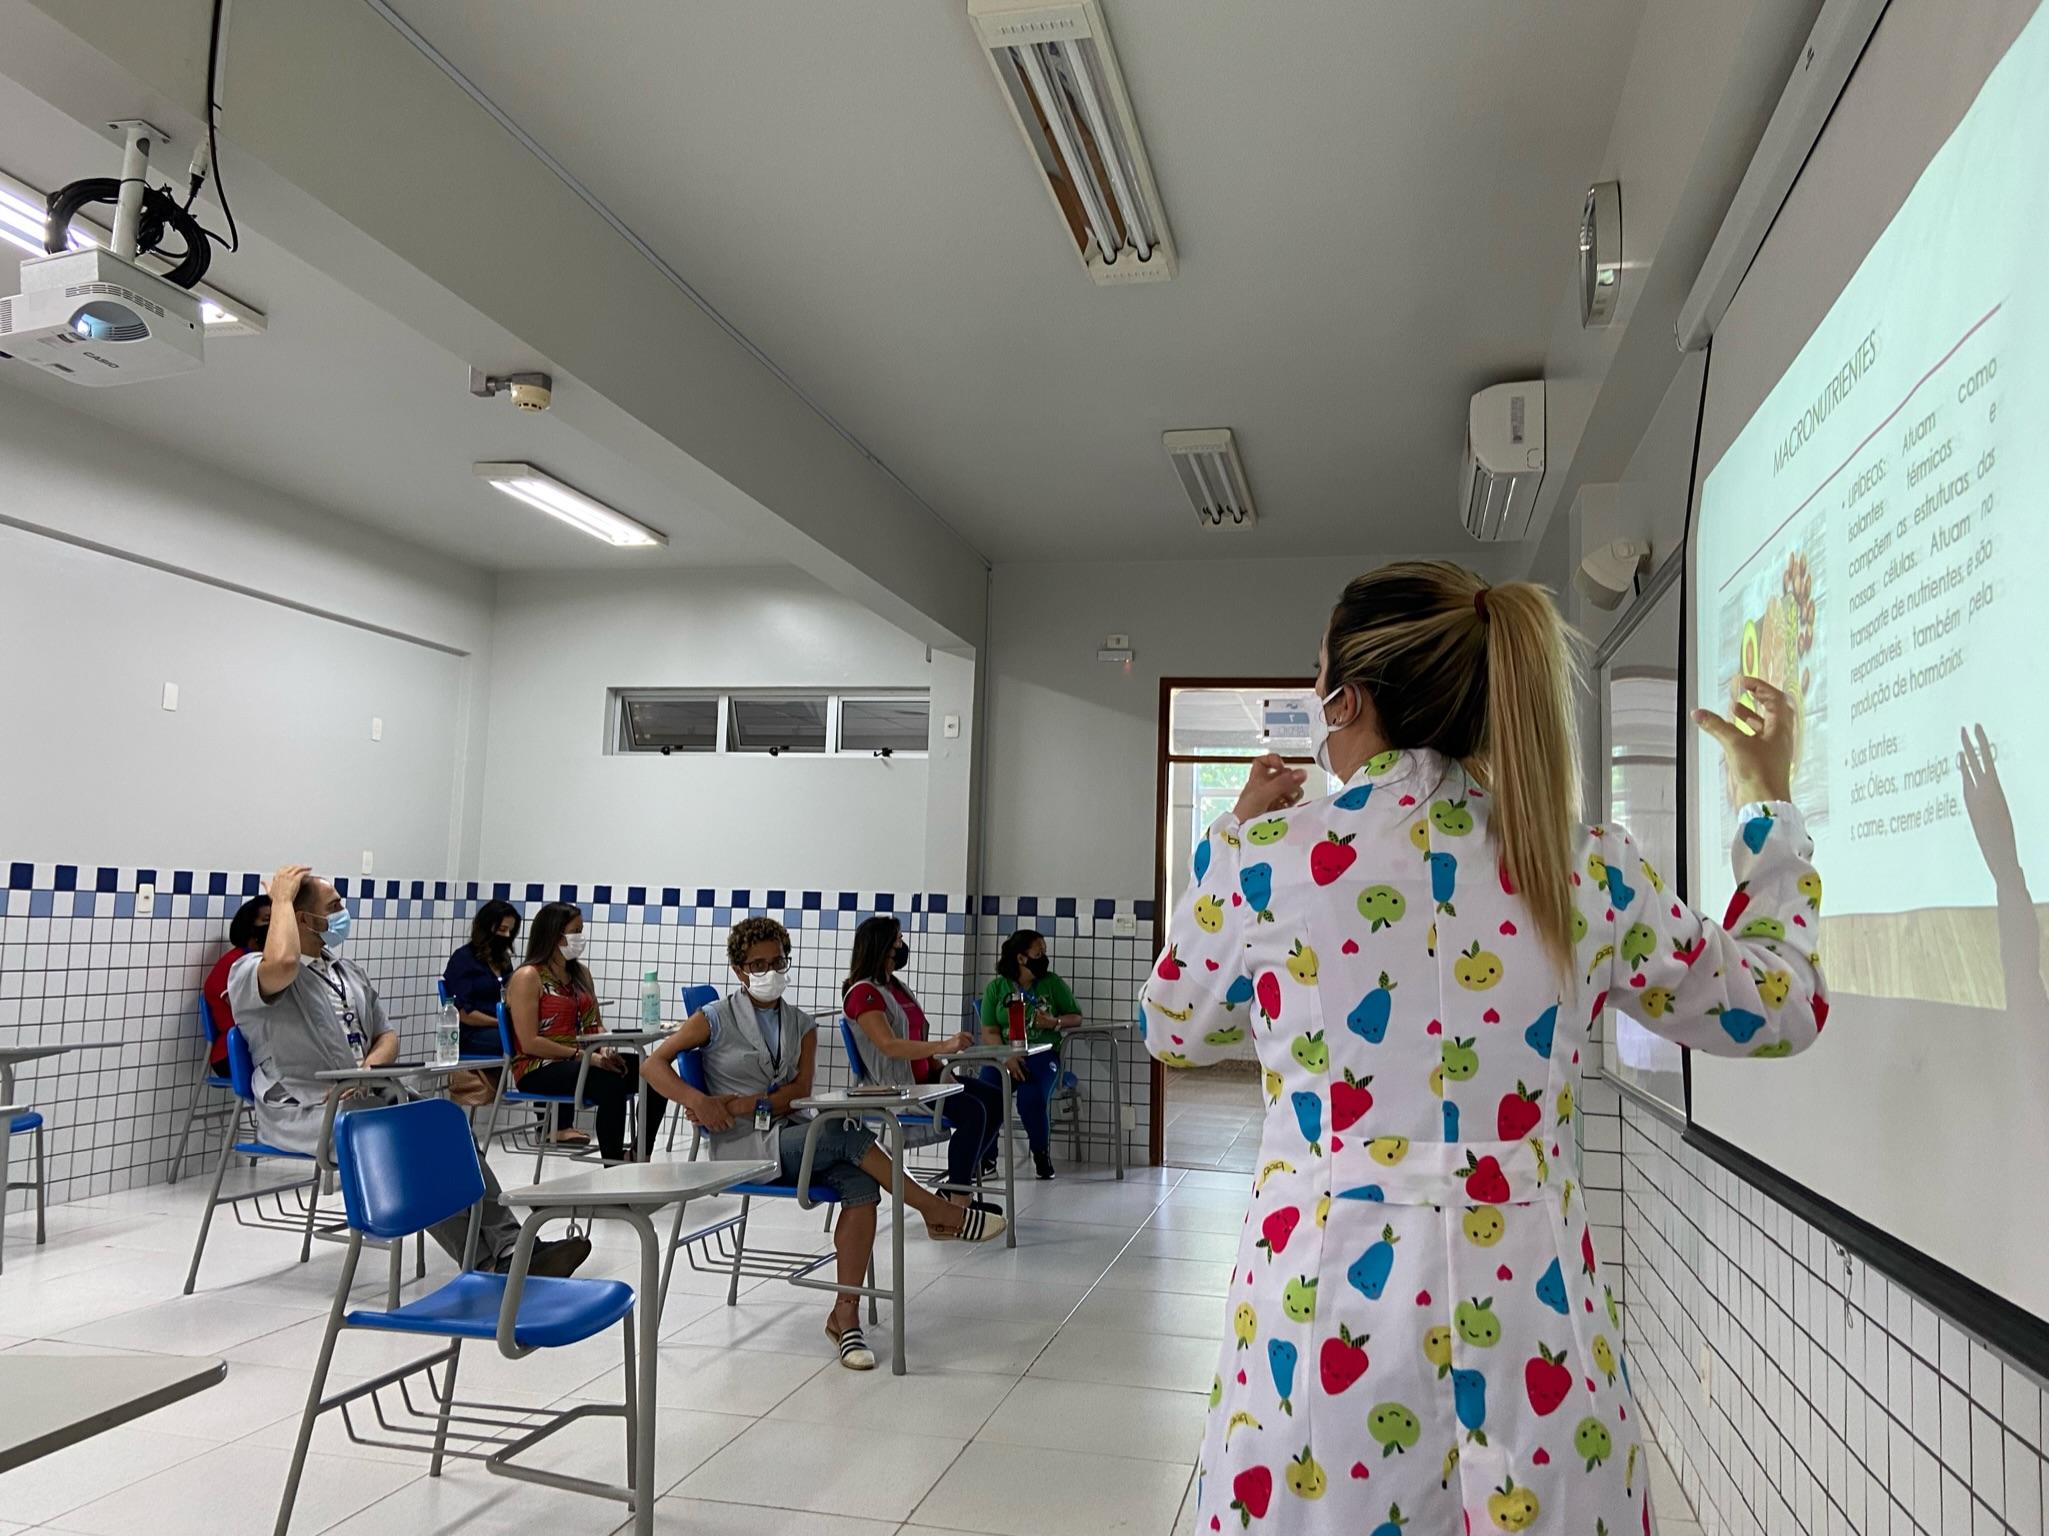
[377,0,1647,564]
[0,73,766,570]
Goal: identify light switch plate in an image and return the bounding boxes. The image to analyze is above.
[371,717,384,741]
[1112,913,1138,937]
[161,682,179,711]
[1106,633,1130,650]
[136,883,156,917]
[943,713,961,740]
[361,850,375,875]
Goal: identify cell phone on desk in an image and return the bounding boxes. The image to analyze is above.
[847,1083,910,1097]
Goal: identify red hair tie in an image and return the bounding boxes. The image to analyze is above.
[1474,588,1491,622]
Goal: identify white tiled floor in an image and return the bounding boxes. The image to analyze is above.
[1159,1064,1265,1172]
[0,1155,1703,1535]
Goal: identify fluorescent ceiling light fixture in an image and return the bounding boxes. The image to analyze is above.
[1163,428,1256,530]
[473,462,666,547]
[0,165,267,336]
[968,0,1175,285]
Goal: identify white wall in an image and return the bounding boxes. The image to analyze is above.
[0,382,494,878]
[980,550,1525,900]
[476,567,946,892]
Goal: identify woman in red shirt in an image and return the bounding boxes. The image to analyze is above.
[505,901,665,1162]
[842,915,1005,1205]
[200,896,270,1075]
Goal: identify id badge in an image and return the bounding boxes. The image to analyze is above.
[754,1102,773,1134]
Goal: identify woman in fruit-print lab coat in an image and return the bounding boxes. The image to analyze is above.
[1141,562,1826,1536]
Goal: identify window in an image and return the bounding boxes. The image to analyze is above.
[838,697,930,754]
[610,689,929,756]
[727,696,828,755]
[615,694,720,754]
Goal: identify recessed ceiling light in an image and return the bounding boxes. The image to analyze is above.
[0,165,266,336]
[968,0,1175,285]
[472,462,666,548]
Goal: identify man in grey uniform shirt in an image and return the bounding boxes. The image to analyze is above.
[230,865,589,1277]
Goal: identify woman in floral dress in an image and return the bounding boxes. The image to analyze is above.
[1142,562,1825,1535]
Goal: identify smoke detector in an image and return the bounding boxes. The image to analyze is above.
[470,367,553,412]
[1163,428,1255,530]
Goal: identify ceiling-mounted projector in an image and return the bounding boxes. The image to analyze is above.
[0,246,203,386]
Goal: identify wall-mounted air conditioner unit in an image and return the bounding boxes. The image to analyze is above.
[968,0,1175,284]
[1460,380,1545,541]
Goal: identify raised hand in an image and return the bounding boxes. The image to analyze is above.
[1694,675,1795,805]
[1232,753,1309,823]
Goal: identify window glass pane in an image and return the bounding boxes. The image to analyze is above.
[1169,687,1321,755]
[618,694,718,753]
[728,696,827,753]
[840,698,930,753]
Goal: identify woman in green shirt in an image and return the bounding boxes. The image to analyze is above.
[980,928,1082,1179]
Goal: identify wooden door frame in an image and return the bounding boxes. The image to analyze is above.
[1148,676,1318,1165]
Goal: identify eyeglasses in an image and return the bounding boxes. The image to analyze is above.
[740,957,791,976]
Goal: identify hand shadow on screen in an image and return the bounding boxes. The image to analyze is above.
[1958,723,2049,1018]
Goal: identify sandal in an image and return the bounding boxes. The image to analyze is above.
[827,1316,877,1371]
[927,1203,1006,1244]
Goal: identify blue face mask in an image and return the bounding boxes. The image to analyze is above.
[320,904,353,951]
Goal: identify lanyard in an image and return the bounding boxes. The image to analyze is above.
[311,959,367,1061]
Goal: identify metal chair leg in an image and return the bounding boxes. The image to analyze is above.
[183,1111,240,1295]
[726,1195,751,1306]
[427,1337,462,1478]
[620,1313,639,1492]
[32,1124,45,1246]
[0,1115,11,1277]
[275,1238,362,1535]
[298,1164,322,1264]
[168,1071,211,1185]
[658,1197,688,1307]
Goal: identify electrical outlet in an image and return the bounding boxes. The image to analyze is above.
[1105,633,1130,650]
[361,850,375,875]
[136,883,156,917]
[370,717,384,742]
[161,682,179,711]
[1112,913,1138,938]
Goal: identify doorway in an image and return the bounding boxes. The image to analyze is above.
[1149,679,1332,1169]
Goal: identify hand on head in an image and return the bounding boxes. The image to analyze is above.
[267,864,312,906]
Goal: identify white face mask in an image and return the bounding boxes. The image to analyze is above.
[559,930,588,962]
[744,968,789,1004]
[1306,685,1351,776]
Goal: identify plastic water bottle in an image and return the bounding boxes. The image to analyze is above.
[434,996,462,1066]
[639,967,662,1031]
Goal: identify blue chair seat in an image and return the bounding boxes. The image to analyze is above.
[346,1270,634,1348]
[8,1110,41,1135]
[234,1138,311,1160]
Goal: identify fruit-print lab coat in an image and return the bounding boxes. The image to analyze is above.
[1141,748,1826,1536]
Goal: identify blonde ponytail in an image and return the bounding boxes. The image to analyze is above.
[1473,582,1583,977]
[1324,562,1584,977]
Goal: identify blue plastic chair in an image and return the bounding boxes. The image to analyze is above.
[838,1015,952,1159]
[663,984,721,1156]
[182,1026,319,1296]
[182,1028,421,1302]
[0,1104,44,1275]
[658,1041,863,1311]
[168,994,237,1185]
[490,1001,599,1179]
[273,1098,637,1536]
